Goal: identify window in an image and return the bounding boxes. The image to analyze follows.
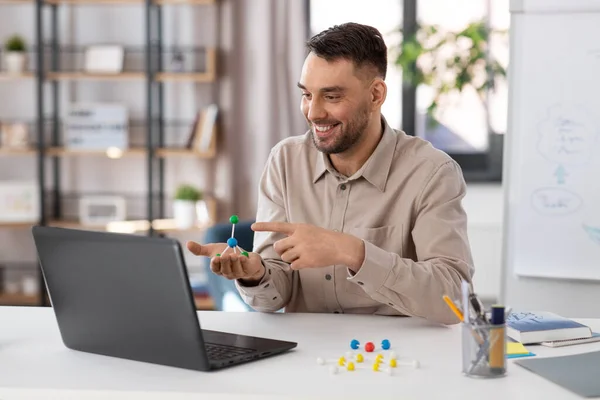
[308,0,403,130]
[414,0,509,180]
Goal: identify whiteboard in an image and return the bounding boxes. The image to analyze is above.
[503,1,600,283]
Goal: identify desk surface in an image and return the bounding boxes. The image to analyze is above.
[1,307,599,399]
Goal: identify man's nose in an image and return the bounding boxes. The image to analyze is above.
[307,99,326,122]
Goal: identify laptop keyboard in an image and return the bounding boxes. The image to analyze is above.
[205,342,256,361]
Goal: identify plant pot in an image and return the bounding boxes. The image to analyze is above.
[195,200,210,225]
[4,52,27,74]
[173,200,197,229]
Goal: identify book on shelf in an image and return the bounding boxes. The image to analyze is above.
[507,311,592,344]
[186,104,218,152]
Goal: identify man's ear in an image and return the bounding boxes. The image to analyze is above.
[370,78,387,110]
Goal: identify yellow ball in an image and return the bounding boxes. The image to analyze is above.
[390,359,397,368]
[347,362,355,371]
[372,363,380,371]
[338,357,345,366]
[356,354,364,363]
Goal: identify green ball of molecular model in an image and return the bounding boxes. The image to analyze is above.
[216,215,248,257]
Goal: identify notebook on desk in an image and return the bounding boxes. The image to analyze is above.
[507,311,592,344]
[541,332,600,348]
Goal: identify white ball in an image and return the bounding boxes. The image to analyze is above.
[329,365,338,375]
[412,360,420,369]
[389,351,397,359]
[317,357,325,365]
[386,368,393,376]
[345,351,353,359]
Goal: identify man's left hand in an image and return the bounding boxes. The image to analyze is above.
[251,222,365,272]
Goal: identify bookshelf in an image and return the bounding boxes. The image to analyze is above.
[0,72,34,81]
[0,0,220,308]
[46,72,146,81]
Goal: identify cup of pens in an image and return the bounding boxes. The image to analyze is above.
[461,306,507,378]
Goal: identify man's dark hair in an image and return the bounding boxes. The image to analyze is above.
[306,22,387,80]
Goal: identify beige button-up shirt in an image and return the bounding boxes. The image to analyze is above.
[235,117,474,324]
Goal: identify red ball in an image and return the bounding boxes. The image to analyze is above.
[365,342,375,352]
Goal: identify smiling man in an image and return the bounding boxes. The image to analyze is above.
[187,22,474,324]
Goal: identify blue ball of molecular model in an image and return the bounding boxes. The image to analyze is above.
[227,237,238,248]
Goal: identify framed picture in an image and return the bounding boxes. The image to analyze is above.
[0,122,29,149]
[84,45,124,74]
[0,181,39,223]
[79,196,126,226]
[64,103,128,150]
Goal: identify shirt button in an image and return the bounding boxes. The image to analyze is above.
[325,274,332,281]
[340,184,347,190]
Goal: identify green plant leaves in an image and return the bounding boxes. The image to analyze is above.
[392,20,508,125]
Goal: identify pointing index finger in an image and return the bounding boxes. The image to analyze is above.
[251,221,296,235]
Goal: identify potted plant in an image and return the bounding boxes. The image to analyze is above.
[393,20,507,129]
[173,184,202,229]
[4,35,27,74]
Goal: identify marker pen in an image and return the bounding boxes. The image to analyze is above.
[489,305,506,375]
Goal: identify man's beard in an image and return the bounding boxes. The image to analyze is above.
[310,105,370,155]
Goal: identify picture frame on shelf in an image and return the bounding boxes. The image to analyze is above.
[79,196,126,227]
[64,103,128,150]
[0,122,29,149]
[0,181,39,223]
[84,45,124,74]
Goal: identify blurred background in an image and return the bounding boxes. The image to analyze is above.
[0,0,509,311]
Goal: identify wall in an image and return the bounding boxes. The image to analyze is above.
[462,183,504,302]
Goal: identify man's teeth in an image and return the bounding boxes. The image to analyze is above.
[315,125,335,132]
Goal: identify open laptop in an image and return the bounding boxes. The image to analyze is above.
[31,225,297,371]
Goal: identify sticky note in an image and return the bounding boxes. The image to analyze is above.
[507,352,536,359]
[507,342,530,355]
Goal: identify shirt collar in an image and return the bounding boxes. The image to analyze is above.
[312,116,397,192]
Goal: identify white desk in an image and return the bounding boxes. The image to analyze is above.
[1,307,599,399]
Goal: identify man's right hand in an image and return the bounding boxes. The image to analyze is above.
[186,241,265,285]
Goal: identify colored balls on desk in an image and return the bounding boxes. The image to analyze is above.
[381,339,391,350]
[229,215,239,224]
[364,342,375,352]
[350,339,360,349]
[227,238,238,247]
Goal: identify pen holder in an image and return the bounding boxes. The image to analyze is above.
[461,322,506,378]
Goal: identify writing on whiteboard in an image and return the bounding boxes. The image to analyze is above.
[583,225,600,246]
[554,165,568,185]
[531,188,583,216]
[537,104,598,166]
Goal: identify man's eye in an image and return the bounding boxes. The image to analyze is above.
[325,96,340,101]
[301,93,311,98]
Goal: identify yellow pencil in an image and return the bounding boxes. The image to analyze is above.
[443,295,464,322]
[444,295,486,346]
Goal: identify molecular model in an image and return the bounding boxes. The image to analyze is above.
[317,339,420,376]
[216,215,249,258]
